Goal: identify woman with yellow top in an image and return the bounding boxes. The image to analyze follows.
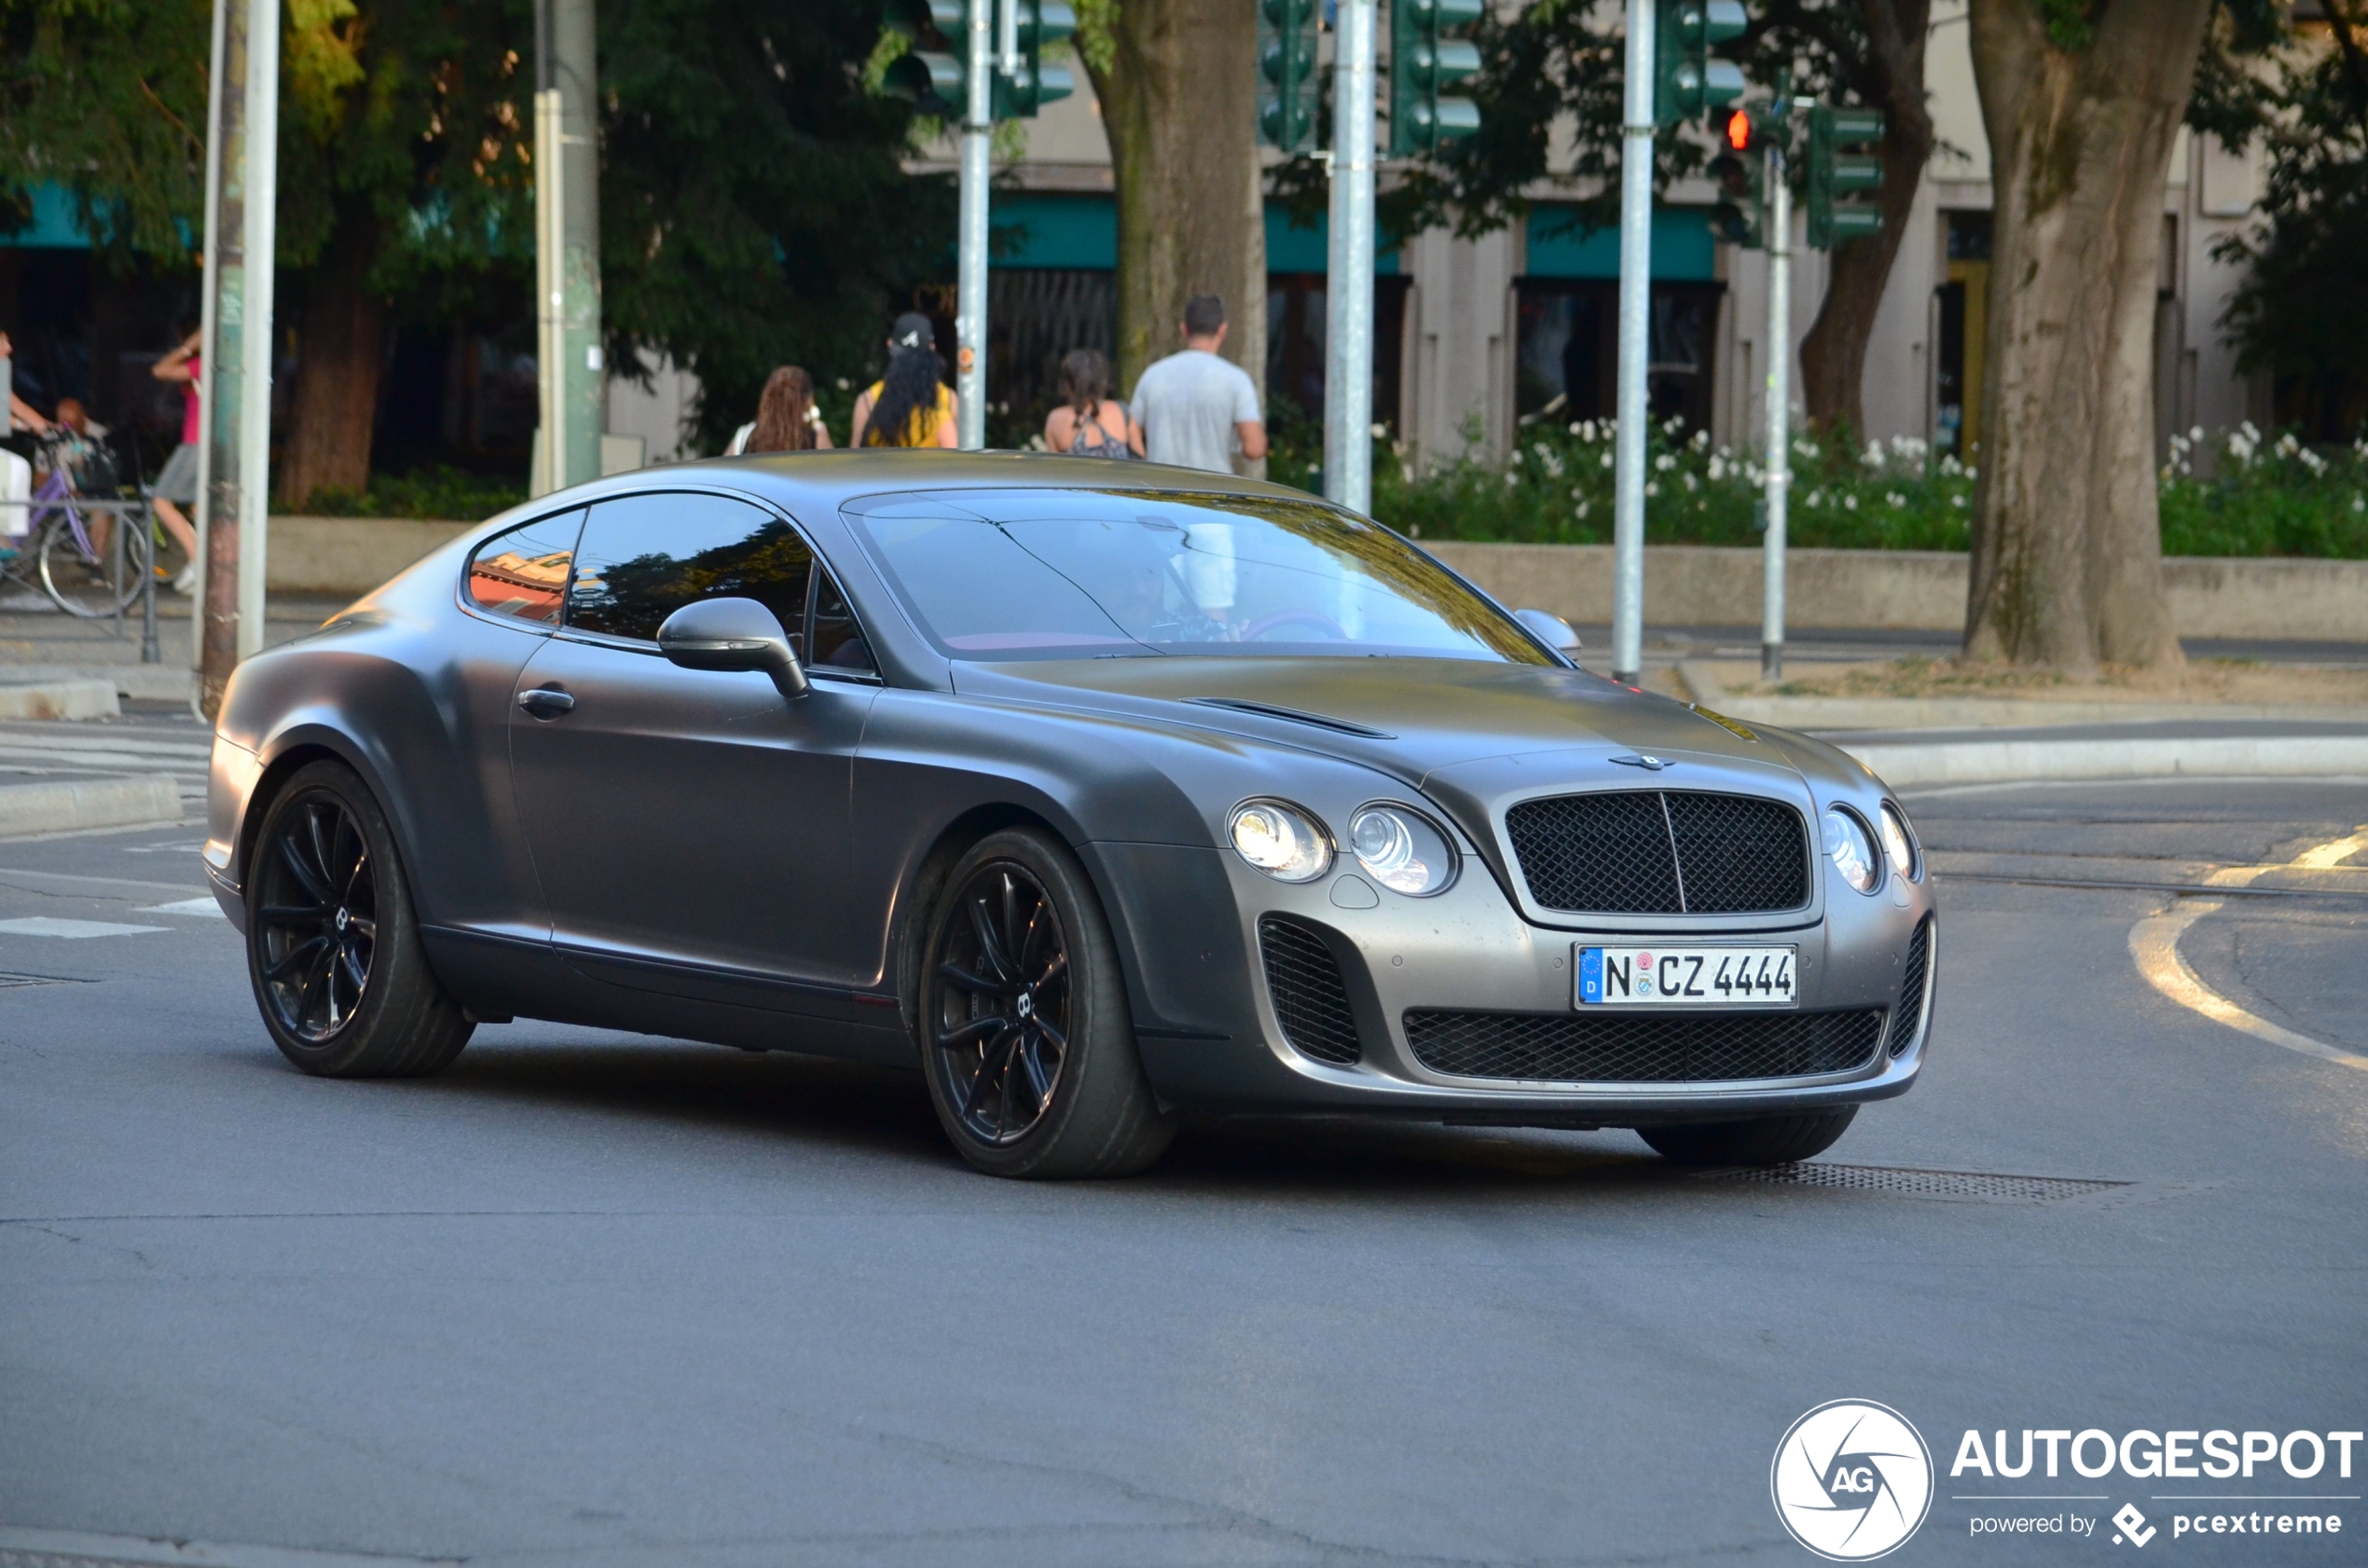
[849,313,960,448]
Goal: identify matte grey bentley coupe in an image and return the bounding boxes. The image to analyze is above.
[205,453,1935,1177]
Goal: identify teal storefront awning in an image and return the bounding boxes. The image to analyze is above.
[988,193,1397,275]
[0,185,94,248]
[1523,204,1715,281]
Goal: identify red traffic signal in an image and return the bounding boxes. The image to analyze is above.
[1725,106,1754,152]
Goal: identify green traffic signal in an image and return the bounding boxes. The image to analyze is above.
[1390,0,1485,158]
[1654,0,1746,127]
[1807,103,1884,248]
[880,0,1074,120]
[1257,0,1320,153]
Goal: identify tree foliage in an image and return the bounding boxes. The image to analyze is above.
[2210,0,2368,437]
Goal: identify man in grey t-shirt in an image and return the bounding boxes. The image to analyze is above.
[1129,294,1268,474]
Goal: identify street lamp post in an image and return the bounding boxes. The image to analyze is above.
[1610,0,1656,686]
[1760,132,1792,682]
[956,0,991,449]
[1324,0,1378,516]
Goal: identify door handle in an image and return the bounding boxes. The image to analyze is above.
[517,686,576,719]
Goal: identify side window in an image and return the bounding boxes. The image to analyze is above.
[566,493,811,645]
[809,567,876,674]
[465,509,583,626]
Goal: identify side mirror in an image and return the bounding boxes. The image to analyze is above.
[1514,608,1584,661]
[656,597,809,698]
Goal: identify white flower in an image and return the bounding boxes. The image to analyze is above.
[1645,481,1659,497]
[1963,465,1977,480]
[1682,472,1700,491]
[1569,421,1585,436]
[1655,453,1676,472]
[2189,426,2205,443]
[2354,495,2365,514]
[1505,473,1519,488]
[1690,428,1710,450]
[1863,441,1887,469]
[1804,489,1824,508]
[1601,450,1614,468]
[1952,493,1967,507]
[1886,490,1907,507]
[1793,438,1819,460]
[2301,448,2326,474]
[1844,494,1859,511]
[1707,456,1726,481]
[1508,447,1524,465]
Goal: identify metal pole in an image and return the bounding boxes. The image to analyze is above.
[956,0,991,450]
[1760,139,1792,682]
[533,87,564,497]
[554,0,601,486]
[1323,0,1377,515]
[235,0,278,663]
[140,501,160,665]
[1610,0,1656,685]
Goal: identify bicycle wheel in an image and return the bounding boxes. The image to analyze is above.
[36,508,151,618]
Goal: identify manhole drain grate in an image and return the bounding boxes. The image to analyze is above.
[1701,1162,2132,1204]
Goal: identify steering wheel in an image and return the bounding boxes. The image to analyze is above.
[1239,608,1349,642]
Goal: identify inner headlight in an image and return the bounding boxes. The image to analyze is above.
[1879,802,1918,880]
[1229,800,1332,883]
[1824,806,1879,895]
[1349,805,1453,895]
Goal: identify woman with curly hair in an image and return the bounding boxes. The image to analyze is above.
[728,365,833,454]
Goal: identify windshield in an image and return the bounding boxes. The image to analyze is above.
[850,489,1551,664]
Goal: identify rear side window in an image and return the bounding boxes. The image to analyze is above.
[567,492,811,644]
[810,568,874,673]
[465,509,583,626]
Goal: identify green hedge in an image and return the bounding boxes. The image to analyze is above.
[1277,416,2368,560]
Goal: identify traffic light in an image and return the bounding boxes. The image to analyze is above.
[1653,0,1747,127]
[881,1,1074,120]
[882,0,967,118]
[1000,1,1076,119]
[1390,0,1484,158]
[1706,108,1763,247]
[1806,103,1884,248]
[1257,0,1319,154]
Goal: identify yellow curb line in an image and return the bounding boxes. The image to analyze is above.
[2127,828,2368,1074]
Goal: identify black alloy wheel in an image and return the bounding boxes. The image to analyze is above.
[917,829,1175,1177]
[931,861,1071,1145]
[245,760,473,1078]
[255,790,378,1042]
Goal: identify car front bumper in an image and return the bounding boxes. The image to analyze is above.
[1091,841,1934,1127]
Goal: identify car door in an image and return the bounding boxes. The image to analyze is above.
[507,489,881,1011]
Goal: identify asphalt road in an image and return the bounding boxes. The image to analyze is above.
[2,778,2364,1567]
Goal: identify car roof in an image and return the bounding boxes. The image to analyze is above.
[651,449,1329,513]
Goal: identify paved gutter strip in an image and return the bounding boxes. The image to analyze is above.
[1840,736,2368,788]
[0,774,184,838]
[0,679,121,721]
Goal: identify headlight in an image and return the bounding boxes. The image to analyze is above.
[1348,805,1454,895]
[1824,806,1879,895]
[1229,800,1332,882]
[1879,802,1919,880]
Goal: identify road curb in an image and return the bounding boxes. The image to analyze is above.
[0,664,193,702]
[0,773,185,837]
[1675,661,2368,731]
[1844,736,2368,788]
[0,677,121,720]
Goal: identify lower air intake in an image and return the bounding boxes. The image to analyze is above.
[1403,1008,1884,1083]
[1887,916,1934,1057]
[1258,915,1361,1066]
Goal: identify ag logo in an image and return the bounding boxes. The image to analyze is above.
[1770,1399,1934,1561]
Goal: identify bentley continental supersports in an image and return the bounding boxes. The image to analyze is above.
[206,453,1935,1177]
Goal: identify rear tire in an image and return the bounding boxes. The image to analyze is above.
[1639,1106,1858,1166]
[917,828,1176,1178]
[245,760,473,1078]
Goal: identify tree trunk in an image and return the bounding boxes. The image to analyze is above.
[1796,0,1934,433]
[276,212,386,509]
[1962,0,2208,671]
[1083,0,1267,426]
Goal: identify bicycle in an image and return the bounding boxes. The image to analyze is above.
[0,430,159,619]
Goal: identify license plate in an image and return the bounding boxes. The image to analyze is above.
[1576,944,1797,1008]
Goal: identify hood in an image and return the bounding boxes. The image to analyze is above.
[950,654,1795,786]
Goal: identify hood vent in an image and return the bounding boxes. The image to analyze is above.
[1186,697,1396,739]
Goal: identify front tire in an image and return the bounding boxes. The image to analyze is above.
[1639,1106,1858,1166]
[245,760,473,1078]
[917,829,1176,1178]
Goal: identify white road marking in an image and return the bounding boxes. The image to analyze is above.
[0,915,167,938]
[2127,826,2368,1075]
[140,895,227,917]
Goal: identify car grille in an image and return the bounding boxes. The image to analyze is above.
[1402,1008,1883,1083]
[1887,916,1934,1057]
[1502,790,1810,915]
[1259,915,1361,1066]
